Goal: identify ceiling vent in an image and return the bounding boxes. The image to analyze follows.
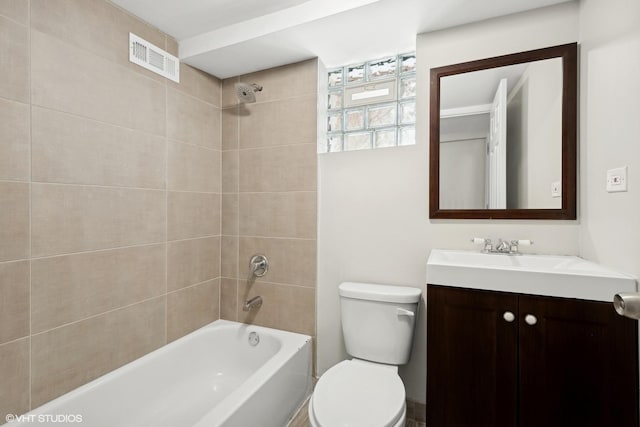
[129,33,179,83]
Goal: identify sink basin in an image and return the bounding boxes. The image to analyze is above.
[427,249,637,302]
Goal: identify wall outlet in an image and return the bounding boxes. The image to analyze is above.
[551,181,561,198]
[606,166,628,193]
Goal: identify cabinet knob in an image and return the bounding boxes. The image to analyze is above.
[525,314,538,325]
[503,311,515,322]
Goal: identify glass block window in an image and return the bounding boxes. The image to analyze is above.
[368,104,396,128]
[344,108,365,131]
[347,63,365,84]
[319,52,416,153]
[328,69,343,87]
[328,91,342,109]
[374,128,397,148]
[327,112,342,132]
[399,101,416,124]
[368,57,396,80]
[344,132,372,151]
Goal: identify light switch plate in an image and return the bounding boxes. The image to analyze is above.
[551,181,561,198]
[606,166,628,192]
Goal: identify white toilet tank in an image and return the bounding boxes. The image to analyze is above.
[339,282,422,365]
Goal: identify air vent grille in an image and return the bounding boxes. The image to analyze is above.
[129,33,179,83]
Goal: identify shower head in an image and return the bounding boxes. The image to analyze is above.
[235,82,263,103]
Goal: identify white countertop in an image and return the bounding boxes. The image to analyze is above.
[426,249,637,302]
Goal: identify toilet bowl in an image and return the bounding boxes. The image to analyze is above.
[308,282,421,427]
[309,359,406,427]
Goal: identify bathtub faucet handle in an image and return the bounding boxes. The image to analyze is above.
[249,254,269,277]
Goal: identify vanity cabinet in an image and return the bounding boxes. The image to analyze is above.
[427,284,639,427]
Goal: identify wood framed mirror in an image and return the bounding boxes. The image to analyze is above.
[429,43,577,220]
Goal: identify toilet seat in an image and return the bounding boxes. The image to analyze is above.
[309,359,406,427]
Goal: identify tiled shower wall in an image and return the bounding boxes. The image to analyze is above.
[0,0,222,417]
[220,60,318,363]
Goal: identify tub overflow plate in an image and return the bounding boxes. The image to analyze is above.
[248,331,260,346]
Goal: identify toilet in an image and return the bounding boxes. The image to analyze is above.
[309,282,422,427]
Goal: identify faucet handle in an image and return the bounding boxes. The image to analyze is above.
[509,239,533,254]
[471,237,487,245]
[249,254,269,277]
[471,237,492,253]
[515,239,533,246]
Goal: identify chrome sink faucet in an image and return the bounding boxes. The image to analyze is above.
[495,239,511,253]
[471,237,533,255]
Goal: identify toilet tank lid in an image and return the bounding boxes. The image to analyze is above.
[339,282,422,303]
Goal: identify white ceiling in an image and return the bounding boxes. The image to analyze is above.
[112,0,574,79]
[111,0,314,40]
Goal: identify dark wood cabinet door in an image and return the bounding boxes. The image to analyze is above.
[427,285,519,427]
[518,295,639,427]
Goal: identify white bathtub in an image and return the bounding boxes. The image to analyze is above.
[7,320,312,427]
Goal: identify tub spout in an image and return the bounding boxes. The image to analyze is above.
[243,296,263,311]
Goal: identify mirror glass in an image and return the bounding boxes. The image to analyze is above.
[429,43,577,220]
[440,58,562,209]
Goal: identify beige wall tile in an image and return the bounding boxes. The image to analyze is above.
[0,261,29,344]
[0,338,29,419]
[239,192,317,239]
[169,64,221,107]
[222,108,239,150]
[237,280,315,336]
[221,193,239,236]
[31,30,166,135]
[31,0,168,83]
[167,279,220,342]
[168,141,221,193]
[222,77,239,108]
[239,144,317,192]
[0,15,28,103]
[0,98,29,181]
[220,278,237,321]
[31,297,166,407]
[0,2,319,410]
[31,244,166,333]
[167,237,220,292]
[167,89,221,149]
[239,237,316,287]
[241,59,318,104]
[2,0,233,411]
[0,0,28,24]
[221,236,238,278]
[168,192,220,241]
[32,184,166,257]
[239,96,316,149]
[32,107,166,189]
[0,182,28,262]
[222,150,239,193]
